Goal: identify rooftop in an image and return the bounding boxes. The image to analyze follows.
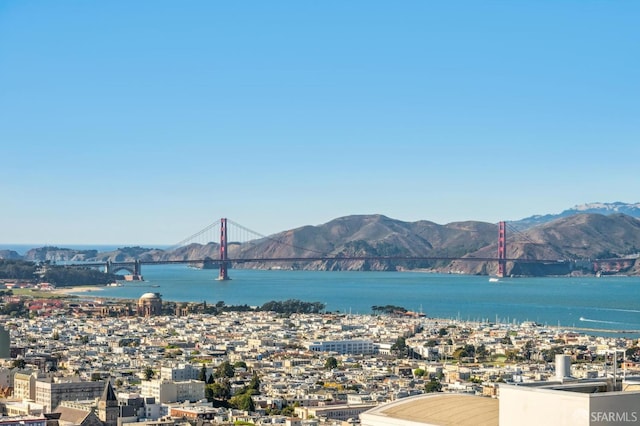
[362,393,498,426]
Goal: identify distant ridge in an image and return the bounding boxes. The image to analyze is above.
[509,202,640,230]
[4,203,640,276]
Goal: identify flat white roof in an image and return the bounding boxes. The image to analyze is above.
[362,393,498,426]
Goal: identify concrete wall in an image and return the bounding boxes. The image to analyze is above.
[590,392,640,425]
[499,385,590,426]
[500,384,640,426]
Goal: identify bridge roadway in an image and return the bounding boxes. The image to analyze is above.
[69,256,568,269]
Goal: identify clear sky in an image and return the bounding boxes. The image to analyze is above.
[1,1,638,245]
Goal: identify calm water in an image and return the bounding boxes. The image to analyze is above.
[72,265,640,336]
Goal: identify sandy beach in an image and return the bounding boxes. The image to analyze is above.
[52,286,104,295]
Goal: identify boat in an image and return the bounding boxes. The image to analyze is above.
[489,277,500,283]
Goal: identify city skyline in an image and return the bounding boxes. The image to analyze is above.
[1,2,639,244]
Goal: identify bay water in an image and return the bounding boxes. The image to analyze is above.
[72,265,640,336]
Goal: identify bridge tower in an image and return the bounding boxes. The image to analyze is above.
[218,217,230,280]
[497,221,507,278]
[133,260,143,280]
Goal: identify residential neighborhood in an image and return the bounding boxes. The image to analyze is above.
[1,292,640,425]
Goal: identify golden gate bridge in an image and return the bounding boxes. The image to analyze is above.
[68,218,631,281]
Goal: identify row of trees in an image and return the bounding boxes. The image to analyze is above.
[0,301,28,317]
[371,305,408,315]
[0,259,36,279]
[41,266,121,287]
[0,259,120,286]
[260,299,325,314]
[183,299,326,316]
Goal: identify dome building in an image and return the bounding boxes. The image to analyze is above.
[137,292,162,317]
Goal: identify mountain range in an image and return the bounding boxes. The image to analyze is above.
[3,202,640,276]
[509,201,640,230]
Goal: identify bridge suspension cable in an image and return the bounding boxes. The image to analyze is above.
[507,223,576,260]
[505,222,540,247]
[167,219,222,250]
[227,219,330,256]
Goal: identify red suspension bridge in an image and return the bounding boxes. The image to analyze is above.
[69,218,632,280]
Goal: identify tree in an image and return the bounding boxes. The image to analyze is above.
[143,367,155,380]
[234,361,248,369]
[204,385,214,402]
[230,392,255,412]
[414,368,426,377]
[391,336,408,357]
[324,356,338,370]
[209,380,231,400]
[215,361,235,378]
[281,405,295,416]
[626,346,640,362]
[199,364,208,381]
[476,344,488,360]
[248,372,260,392]
[425,378,442,393]
[452,347,468,361]
[260,299,325,315]
[12,359,26,369]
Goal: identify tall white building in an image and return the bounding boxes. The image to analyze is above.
[161,363,211,381]
[140,379,204,403]
[34,377,105,412]
[13,371,38,401]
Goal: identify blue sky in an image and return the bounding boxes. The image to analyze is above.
[1,1,638,245]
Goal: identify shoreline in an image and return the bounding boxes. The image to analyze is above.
[52,285,105,295]
[13,285,640,338]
